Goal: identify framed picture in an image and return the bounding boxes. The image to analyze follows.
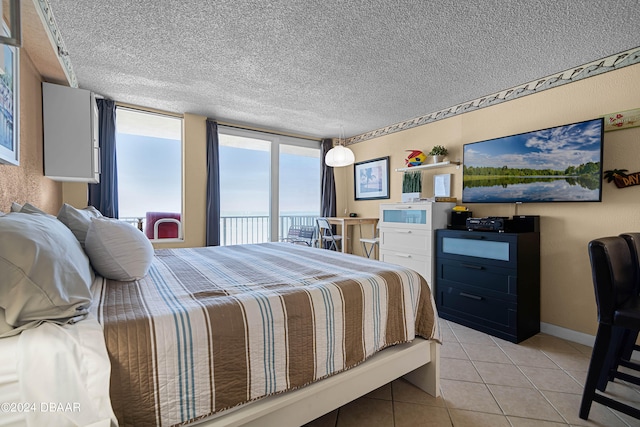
[354,156,390,200]
[0,24,19,166]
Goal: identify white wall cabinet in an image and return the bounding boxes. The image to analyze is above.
[43,82,100,183]
[378,202,454,287]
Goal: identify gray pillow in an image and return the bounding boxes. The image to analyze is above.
[20,202,49,215]
[57,204,103,247]
[0,213,94,328]
[84,217,154,281]
[10,202,22,212]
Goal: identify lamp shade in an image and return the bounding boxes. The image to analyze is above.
[325,145,355,167]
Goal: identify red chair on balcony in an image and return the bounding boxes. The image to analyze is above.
[145,212,182,240]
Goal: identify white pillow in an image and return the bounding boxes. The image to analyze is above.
[57,204,103,247]
[84,218,154,281]
[0,213,94,328]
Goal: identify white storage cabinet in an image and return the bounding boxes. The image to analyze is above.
[378,202,454,288]
[43,82,100,183]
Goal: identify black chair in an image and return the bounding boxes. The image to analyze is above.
[580,236,640,420]
[596,233,640,392]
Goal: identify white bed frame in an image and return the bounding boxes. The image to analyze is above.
[196,338,440,427]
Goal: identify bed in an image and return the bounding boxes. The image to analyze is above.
[0,209,440,427]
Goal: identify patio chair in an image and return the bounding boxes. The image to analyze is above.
[145,212,182,240]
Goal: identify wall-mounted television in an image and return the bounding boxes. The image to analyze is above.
[462,117,604,203]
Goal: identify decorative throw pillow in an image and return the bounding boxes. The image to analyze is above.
[0,213,94,328]
[84,217,154,281]
[57,204,103,247]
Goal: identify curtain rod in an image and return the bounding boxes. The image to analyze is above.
[115,102,183,118]
[217,122,322,142]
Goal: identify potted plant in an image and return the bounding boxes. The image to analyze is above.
[402,171,422,202]
[428,145,448,163]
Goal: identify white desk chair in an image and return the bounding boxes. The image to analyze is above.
[316,218,342,251]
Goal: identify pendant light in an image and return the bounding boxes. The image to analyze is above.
[325,126,355,167]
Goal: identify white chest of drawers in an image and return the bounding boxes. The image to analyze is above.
[378,202,454,287]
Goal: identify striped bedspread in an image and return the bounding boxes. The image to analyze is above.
[94,243,439,427]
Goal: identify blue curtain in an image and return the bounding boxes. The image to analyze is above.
[320,138,336,218]
[88,99,118,218]
[206,120,221,246]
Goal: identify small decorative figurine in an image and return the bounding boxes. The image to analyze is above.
[405,150,427,166]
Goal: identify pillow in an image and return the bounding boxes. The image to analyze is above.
[0,213,94,328]
[57,204,103,247]
[10,202,22,212]
[20,202,49,215]
[84,217,154,281]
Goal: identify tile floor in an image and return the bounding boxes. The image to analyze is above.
[305,320,640,427]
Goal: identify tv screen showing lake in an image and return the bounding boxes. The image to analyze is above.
[463,176,600,202]
[462,118,603,203]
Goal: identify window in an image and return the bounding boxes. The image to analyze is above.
[115,108,183,241]
[218,127,320,245]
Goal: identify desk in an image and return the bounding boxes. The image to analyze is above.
[325,217,379,254]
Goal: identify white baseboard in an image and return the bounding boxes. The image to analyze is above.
[540,322,595,347]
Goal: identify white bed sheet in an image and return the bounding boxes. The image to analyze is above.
[0,334,23,427]
[0,277,116,427]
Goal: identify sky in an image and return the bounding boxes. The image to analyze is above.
[219,138,321,216]
[115,109,320,219]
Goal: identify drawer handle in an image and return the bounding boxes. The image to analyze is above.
[460,263,484,270]
[459,292,483,301]
[396,230,412,234]
[395,254,412,258]
[463,235,486,240]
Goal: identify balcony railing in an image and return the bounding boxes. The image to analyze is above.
[221,215,317,246]
[120,215,318,246]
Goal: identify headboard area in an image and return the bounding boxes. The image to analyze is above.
[0,49,62,214]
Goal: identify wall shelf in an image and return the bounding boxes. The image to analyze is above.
[395,160,460,172]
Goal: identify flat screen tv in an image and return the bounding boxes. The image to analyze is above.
[462,118,604,203]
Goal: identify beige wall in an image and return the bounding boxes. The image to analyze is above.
[0,48,62,214]
[343,63,640,336]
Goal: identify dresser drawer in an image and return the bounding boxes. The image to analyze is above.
[438,258,517,297]
[437,285,516,332]
[380,250,430,284]
[379,228,431,254]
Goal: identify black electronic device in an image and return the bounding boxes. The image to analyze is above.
[450,211,472,230]
[462,117,603,203]
[466,216,509,232]
[510,215,540,233]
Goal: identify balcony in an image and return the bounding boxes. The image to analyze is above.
[120,215,318,246]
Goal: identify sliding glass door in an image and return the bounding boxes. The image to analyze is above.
[218,127,320,245]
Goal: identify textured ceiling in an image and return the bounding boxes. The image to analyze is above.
[46,0,640,141]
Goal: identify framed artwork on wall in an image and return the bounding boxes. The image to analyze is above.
[354,156,390,200]
[0,24,19,166]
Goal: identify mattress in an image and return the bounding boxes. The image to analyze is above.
[96,242,439,427]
